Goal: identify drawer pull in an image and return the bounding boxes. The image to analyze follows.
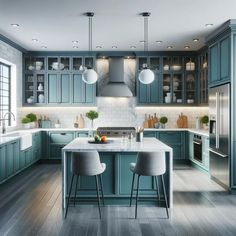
[60,133,66,135]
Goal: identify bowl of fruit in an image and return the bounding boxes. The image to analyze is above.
[88,134,109,144]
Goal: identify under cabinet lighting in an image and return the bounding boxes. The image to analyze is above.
[130,46,136,49]
[184,46,190,49]
[139,40,145,43]
[11,23,19,27]
[167,46,173,49]
[156,40,163,43]
[193,38,199,42]
[32,39,38,42]
[96,46,102,49]
[41,46,47,49]
[112,46,118,49]
[72,40,79,44]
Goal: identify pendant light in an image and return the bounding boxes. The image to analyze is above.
[139,12,155,84]
[82,12,98,84]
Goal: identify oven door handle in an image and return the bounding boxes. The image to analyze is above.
[193,141,202,145]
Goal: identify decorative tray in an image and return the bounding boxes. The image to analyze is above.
[88,140,113,144]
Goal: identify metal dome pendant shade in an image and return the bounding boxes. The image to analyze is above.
[82,12,98,84]
[138,12,155,84]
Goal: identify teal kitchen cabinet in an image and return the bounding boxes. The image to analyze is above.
[32,132,41,162]
[0,144,7,182]
[7,140,20,177]
[209,36,230,87]
[72,74,95,104]
[48,73,70,104]
[202,136,209,171]
[48,131,74,159]
[143,131,157,138]
[158,131,186,160]
[188,132,194,160]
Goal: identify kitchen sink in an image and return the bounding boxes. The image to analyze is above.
[3,132,32,150]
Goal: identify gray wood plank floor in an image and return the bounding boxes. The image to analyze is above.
[0,164,236,236]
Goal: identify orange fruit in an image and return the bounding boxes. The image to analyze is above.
[101,136,107,143]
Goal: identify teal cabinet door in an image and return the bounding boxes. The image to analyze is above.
[119,153,155,195]
[138,82,149,103]
[61,74,70,103]
[25,148,33,166]
[48,74,58,103]
[159,131,186,160]
[72,74,83,103]
[85,83,95,103]
[189,133,194,160]
[150,74,160,103]
[7,143,14,177]
[0,145,7,182]
[209,43,218,84]
[12,141,20,172]
[32,132,41,162]
[144,131,156,137]
[220,37,229,81]
[20,150,26,169]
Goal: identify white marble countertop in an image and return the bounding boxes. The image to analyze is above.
[63,137,173,153]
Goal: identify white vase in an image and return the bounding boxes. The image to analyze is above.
[38,94,44,103]
[23,123,30,129]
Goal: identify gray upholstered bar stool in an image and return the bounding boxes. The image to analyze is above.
[65,151,106,219]
[129,151,169,219]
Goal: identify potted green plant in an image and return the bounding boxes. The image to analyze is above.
[26,113,37,128]
[86,110,99,130]
[21,117,31,129]
[201,115,209,130]
[159,116,168,128]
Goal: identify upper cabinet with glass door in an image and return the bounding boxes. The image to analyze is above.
[47,57,71,71]
[25,57,45,72]
[138,57,160,72]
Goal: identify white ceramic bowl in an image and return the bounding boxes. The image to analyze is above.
[28,65,34,70]
[177,99,182,103]
[35,61,43,66]
[172,65,182,71]
[187,99,194,103]
[163,86,170,91]
[52,62,64,70]
[163,65,169,71]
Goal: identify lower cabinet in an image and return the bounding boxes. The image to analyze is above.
[0,145,7,182]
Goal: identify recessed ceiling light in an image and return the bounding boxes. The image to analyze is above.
[11,23,19,27]
[96,46,102,49]
[32,38,38,42]
[41,46,47,49]
[156,40,163,44]
[193,38,199,42]
[139,40,145,43]
[167,46,173,49]
[205,23,213,27]
[73,46,79,49]
[112,46,118,49]
[72,40,79,44]
[130,46,136,49]
[184,46,190,49]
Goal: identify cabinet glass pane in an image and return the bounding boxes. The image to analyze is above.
[163,57,171,71]
[36,74,45,104]
[138,57,148,70]
[25,74,34,104]
[184,57,196,72]
[163,74,171,103]
[25,57,35,71]
[173,74,182,102]
[185,73,195,104]
[60,57,70,71]
[172,57,182,71]
[72,57,83,70]
[84,57,94,69]
[35,57,45,71]
[48,57,59,70]
[150,57,160,71]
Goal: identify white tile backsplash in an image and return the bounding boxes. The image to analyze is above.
[17,97,208,129]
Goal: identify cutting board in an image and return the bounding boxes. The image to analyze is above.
[176,113,188,128]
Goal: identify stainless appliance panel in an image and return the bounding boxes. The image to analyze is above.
[209,83,230,189]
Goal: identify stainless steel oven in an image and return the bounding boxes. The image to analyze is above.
[193,135,202,162]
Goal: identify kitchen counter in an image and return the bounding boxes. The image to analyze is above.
[62,137,173,215]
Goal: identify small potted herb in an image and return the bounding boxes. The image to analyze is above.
[201,115,209,130]
[159,116,168,129]
[26,113,37,128]
[21,117,31,129]
[86,110,99,129]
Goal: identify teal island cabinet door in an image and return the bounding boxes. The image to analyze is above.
[0,144,7,182]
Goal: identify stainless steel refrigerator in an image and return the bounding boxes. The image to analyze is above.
[209,83,230,189]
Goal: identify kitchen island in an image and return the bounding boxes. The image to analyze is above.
[62,137,173,212]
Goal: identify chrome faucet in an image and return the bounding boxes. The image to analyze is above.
[1,111,15,134]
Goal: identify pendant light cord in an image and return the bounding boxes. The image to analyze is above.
[144,15,148,52]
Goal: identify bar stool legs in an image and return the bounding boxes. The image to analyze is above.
[161,175,169,219]
[154,176,161,201]
[95,175,102,219]
[99,174,105,206]
[135,175,141,219]
[74,176,79,206]
[130,173,135,207]
[65,174,74,218]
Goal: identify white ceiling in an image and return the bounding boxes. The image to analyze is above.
[0,0,236,51]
